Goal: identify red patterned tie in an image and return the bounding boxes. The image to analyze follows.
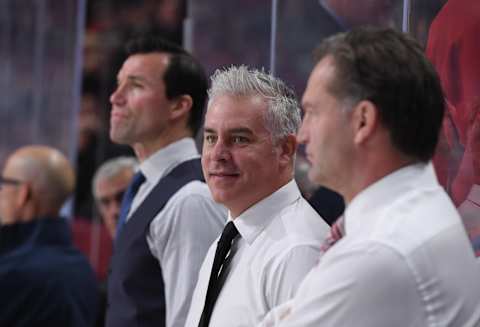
[319,216,345,253]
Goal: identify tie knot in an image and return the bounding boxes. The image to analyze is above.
[219,221,238,245]
[132,171,146,188]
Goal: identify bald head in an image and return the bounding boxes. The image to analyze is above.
[0,145,75,224]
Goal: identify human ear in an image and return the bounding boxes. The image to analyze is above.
[15,182,31,208]
[278,134,297,167]
[170,94,193,121]
[352,100,378,145]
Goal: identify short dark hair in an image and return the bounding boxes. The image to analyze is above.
[125,36,208,136]
[314,27,445,162]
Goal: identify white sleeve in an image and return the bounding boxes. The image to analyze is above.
[147,185,225,327]
[263,243,321,309]
[260,243,423,327]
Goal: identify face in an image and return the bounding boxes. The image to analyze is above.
[110,53,175,155]
[202,95,288,217]
[0,159,24,225]
[298,56,355,193]
[95,168,134,239]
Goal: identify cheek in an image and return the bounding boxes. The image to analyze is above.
[201,155,209,177]
[99,207,109,217]
[129,92,155,111]
[0,195,13,218]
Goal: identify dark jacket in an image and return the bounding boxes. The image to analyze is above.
[0,217,99,327]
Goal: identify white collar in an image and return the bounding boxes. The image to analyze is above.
[344,162,438,235]
[139,138,200,183]
[231,180,300,245]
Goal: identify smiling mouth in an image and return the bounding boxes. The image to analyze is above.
[209,172,240,179]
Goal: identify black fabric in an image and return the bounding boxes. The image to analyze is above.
[198,221,239,327]
[0,218,99,327]
[106,159,204,327]
[307,186,345,226]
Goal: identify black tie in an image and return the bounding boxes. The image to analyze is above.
[198,221,239,327]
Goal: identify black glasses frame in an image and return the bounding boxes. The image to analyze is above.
[0,176,23,186]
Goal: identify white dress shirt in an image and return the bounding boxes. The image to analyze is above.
[260,163,480,327]
[185,180,330,327]
[458,184,480,257]
[126,138,227,327]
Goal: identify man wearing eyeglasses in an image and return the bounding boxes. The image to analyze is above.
[92,156,138,239]
[0,145,99,327]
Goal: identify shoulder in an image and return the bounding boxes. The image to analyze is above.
[166,180,226,215]
[318,240,417,296]
[373,186,463,254]
[149,180,226,237]
[254,199,329,271]
[269,197,330,246]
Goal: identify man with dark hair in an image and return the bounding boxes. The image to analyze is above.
[0,145,99,327]
[260,27,480,326]
[106,36,225,327]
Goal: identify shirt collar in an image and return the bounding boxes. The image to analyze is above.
[344,162,438,235]
[231,180,300,245]
[139,138,200,183]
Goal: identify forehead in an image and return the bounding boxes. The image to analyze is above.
[205,95,268,131]
[302,56,337,105]
[2,154,24,178]
[97,169,133,189]
[118,53,170,81]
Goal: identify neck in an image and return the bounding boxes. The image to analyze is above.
[140,128,192,159]
[342,153,416,204]
[229,175,292,219]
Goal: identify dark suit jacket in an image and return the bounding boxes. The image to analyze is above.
[0,218,99,327]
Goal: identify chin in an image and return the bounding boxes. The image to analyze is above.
[210,191,228,205]
[308,170,322,185]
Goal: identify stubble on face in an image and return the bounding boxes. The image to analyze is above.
[202,95,287,217]
[109,53,171,150]
[300,57,354,193]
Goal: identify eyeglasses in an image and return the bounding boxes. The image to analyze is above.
[97,190,126,207]
[0,176,22,188]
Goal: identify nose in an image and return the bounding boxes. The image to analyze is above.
[110,84,126,106]
[110,202,121,221]
[209,139,232,162]
[297,120,309,145]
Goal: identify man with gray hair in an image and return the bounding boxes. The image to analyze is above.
[92,156,138,239]
[185,66,330,327]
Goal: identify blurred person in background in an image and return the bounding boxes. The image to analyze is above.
[426,0,480,206]
[74,75,105,219]
[458,108,480,257]
[92,156,137,239]
[0,145,99,327]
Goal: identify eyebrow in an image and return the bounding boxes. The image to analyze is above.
[127,75,149,84]
[116,74,149,85]
[203,127,216,134]
[203,127,254,135]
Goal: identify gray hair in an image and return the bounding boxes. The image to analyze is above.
[208,65,301,143]
[92,156,138,198]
